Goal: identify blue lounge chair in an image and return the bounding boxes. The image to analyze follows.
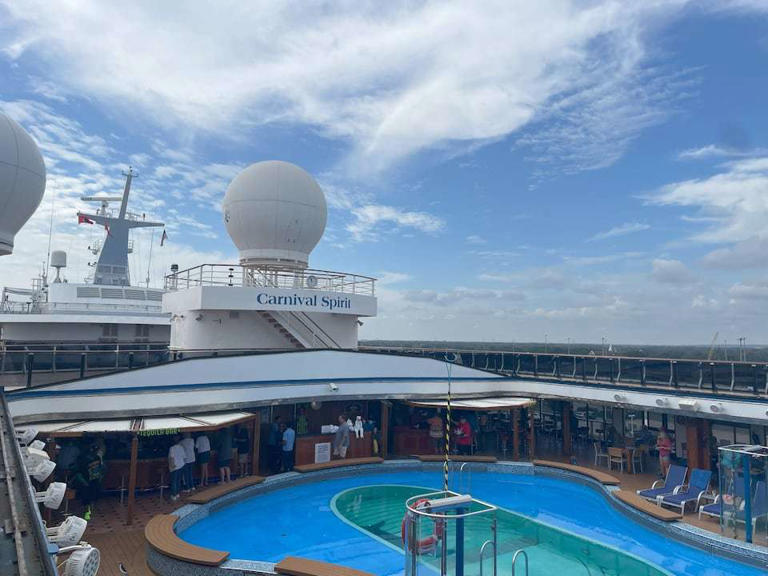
[637,464,687,502]
[659,468,712,513]
[698,475,745,520]
[736,480,768,533]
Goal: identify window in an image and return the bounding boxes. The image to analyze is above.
[102,324,118,337]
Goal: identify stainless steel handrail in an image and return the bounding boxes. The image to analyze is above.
[479,540,496,576]
[456,461,471,494]
[165,263,376,296]
[511,549,529,576]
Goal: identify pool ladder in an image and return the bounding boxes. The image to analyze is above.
[479,540,496,576]
[511,549,528,576]
[454,461,471,494]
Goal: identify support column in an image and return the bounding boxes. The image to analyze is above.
[562,402,572,457]
[126,434,139,526]
[528,408,536,460]
[513,409,520,460]
[685,418,710,470]
[251,412,261,476]
[380,401,390,457]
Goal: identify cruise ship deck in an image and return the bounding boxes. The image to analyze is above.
[3,346,767,575]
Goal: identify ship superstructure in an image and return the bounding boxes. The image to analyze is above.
[0,168,171,346]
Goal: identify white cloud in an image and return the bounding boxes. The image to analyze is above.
[465,235,487,245]
[676,144,768,160]
[728,281,768,302]
[701,236,768,270]
[649,156,768,270]
[562,252,645,266]
[0,1,725,174]
[376,271,411,286]
[346,205,444,242]
[589,222,650,242]
[651,258,695,284]
[0,99,238,290]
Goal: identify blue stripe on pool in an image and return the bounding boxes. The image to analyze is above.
[179,471,764,576]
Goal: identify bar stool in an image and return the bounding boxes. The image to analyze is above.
[631,447,644,473]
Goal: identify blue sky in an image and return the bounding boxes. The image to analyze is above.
[1,1,767,345]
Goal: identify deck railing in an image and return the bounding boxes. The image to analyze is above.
[2,343,767,397]
[164,263,376,296]
[361,345,768,397]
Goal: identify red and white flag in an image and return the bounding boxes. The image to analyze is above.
[161,229,168,246]
[77,213,94,225]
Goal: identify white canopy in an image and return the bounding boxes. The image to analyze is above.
[409,397,534,411]
[18,411,255,437]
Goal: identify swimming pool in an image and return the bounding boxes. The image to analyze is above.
[179,469,765,575]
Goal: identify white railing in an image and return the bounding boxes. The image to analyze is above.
[0,301,163,315]
[165,264,376,296]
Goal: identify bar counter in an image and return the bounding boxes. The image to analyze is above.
[295,431,372,466]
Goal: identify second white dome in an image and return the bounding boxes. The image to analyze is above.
[0,112,46,256]
[222,161,327,268]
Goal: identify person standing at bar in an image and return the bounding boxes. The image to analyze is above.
[296,408,309,436]
[236,424,250,477]
[267,416,282,474]
[281,422,296,472]
[218,427,233,483]
[180,432,196,492]
[168,437,186,501]
[195,433,211,487]
[427,410,444,454]
[333,415,350,459]
[454,416,473,455]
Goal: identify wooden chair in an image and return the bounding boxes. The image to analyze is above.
[593,442,609,467]
[608,447,626,473]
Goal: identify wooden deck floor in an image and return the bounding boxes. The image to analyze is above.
[87,530,151,576]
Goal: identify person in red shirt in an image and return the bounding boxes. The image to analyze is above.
[454,416,473,455]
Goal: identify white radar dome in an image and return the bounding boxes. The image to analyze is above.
[0,112,46,256]
[222,161,327,268]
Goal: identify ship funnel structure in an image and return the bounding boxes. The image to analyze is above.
[0,112,47,256]
[222,161,327,270]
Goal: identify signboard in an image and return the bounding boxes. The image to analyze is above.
[315,441,331,464]
[190,286,378,317]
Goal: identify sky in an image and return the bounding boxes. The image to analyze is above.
[1,1,767,346]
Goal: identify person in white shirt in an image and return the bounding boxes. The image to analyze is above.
[180,432,196,492]
[168,437,186,501]
[281,422,296,472]
[195,434,211,487]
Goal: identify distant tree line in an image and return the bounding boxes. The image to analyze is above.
[361,340,768,363]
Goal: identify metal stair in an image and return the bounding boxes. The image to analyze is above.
[259,311,305,348]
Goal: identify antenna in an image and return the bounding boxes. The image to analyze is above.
[119,166,138,220]
[45,185,56,280]
[145,228,155,287]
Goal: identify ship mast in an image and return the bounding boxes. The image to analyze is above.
[77,167,164,287]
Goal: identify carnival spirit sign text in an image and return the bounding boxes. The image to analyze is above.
[256,292,352,311]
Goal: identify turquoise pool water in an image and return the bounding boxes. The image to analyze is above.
[179,470,765,575]
[333,485,669,575]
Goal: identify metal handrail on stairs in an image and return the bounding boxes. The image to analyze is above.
[511,549,529,576]
[250,267,342,348]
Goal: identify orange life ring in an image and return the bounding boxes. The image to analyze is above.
[401,499,442,553]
